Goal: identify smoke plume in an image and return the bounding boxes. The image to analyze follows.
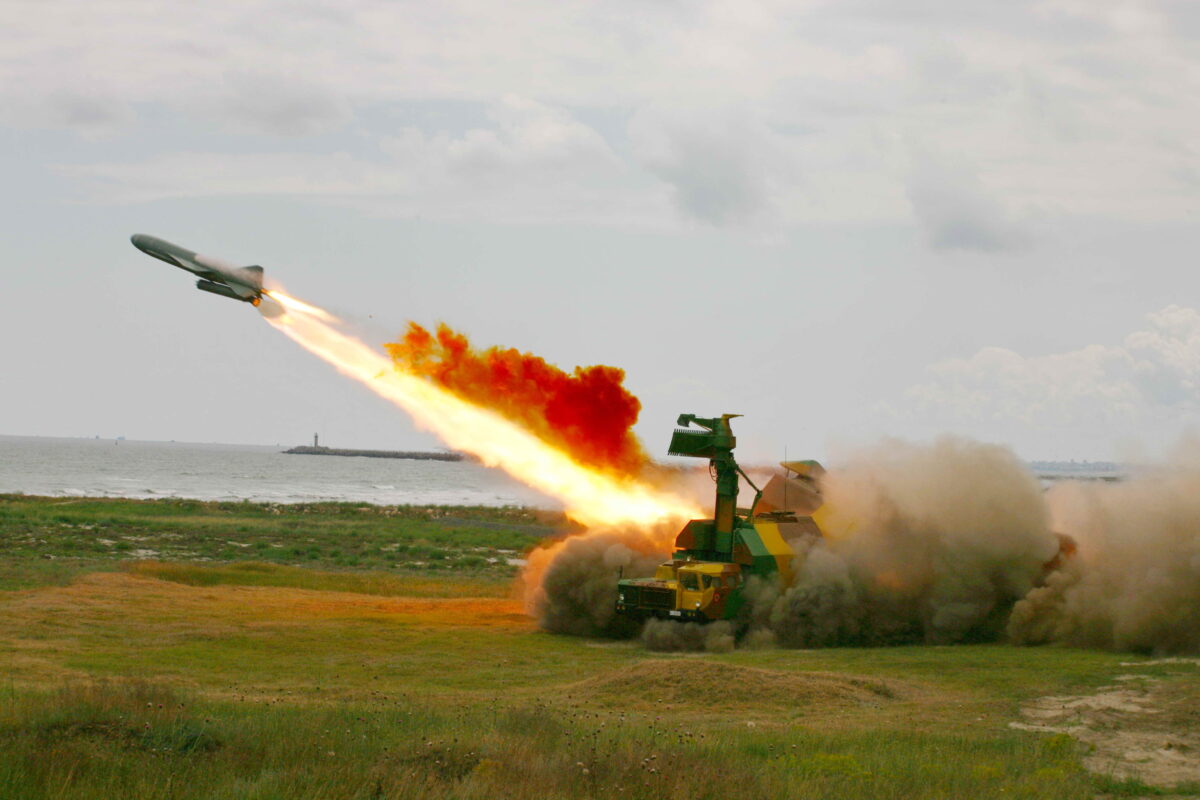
[642,619,736,653]
[1009,455,1200,653]
[524,522,677,637]
[751,437,1060,647]
[386,322,647,474]
[527,434,1200,654]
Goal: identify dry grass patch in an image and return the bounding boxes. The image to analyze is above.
[124,560,511,599]
[0,571,538,695]
[2,570,529,631]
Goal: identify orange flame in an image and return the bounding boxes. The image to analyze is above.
[260,296,699,528]
[385,322,647,476]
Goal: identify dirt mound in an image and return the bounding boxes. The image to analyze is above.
[570,660,898,712]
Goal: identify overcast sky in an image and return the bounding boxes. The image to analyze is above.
[2,0,1199,463]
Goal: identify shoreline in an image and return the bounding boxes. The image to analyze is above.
[0,491,555,511]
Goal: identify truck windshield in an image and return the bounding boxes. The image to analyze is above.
[680,572,700,591]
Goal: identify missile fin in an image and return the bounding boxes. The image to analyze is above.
[235,265,264,289]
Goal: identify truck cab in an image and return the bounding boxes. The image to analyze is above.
[678,561,741,619]
[617,560,744,622]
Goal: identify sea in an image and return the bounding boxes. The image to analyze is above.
[0,435,559,508]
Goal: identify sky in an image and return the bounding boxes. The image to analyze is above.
[2,0,1199,463]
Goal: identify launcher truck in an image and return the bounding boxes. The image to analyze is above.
[615,414,1080,627]
[614,414,826,623]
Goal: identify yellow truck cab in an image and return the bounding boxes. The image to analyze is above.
[626,560,744,622]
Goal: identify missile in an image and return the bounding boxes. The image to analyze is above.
[131,234,265,307]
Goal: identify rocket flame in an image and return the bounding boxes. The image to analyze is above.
[264,289,339,322]
[260,298,699,528]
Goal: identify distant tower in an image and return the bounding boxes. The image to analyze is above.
[314,433,319,447]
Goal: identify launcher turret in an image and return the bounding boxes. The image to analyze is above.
[668,414,757,538]
[616,414,821,624]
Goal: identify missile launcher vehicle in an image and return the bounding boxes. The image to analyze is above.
[615,414,826,623]
[616,414,1081,628]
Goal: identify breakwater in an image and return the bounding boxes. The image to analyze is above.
[283,445,468,462]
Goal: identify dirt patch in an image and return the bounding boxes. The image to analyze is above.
[1012,678,1200,788]
[1121,658,1200,668]
[569,660,899,713]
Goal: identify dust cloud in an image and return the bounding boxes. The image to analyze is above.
[524,525,673,637]
[1009,450,1200,653]
[528,436,1200,654]
[642,619,735,653]
[749,437,1060,647]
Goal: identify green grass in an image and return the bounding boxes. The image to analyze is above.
[721,643,1137,698]
[2,495,1197,798]
[1091,775,1200,797]
[0,558,99,592]
[0,680,1097,800]
[0,494,568,589]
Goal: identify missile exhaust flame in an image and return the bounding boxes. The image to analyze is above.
[264,289,339,322]
[259,297,700,528]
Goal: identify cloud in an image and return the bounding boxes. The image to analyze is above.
[41,91,133,133]
[2,83,135,136]
[410,95,619,176]
[894,305,1200,451]
[906,152,1034,252]
[628,107,792,226]
[9,0,1200,234]
[57,96,665,226]
[209,73,351,137]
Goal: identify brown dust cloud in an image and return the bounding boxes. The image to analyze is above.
[525,436,1200,655]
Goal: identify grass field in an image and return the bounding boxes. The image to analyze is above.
[0,493,569,591]
[1,494,1197,799]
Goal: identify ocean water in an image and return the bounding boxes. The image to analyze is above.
[0,435,558,508]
